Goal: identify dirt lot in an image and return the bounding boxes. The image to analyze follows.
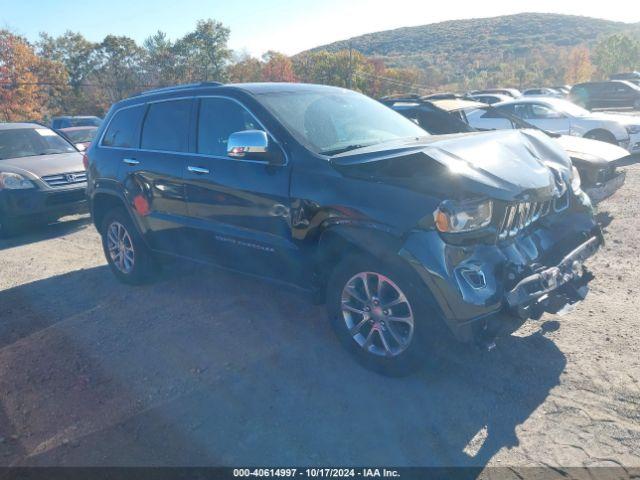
[0,167,639,469]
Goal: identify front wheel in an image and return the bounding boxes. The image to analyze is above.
[101,208,158,284]
[326,255,444,376]
[584,130,617,144]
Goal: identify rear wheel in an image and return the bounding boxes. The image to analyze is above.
[326,254,444,376]
[101,208,158,284]
[584,129,617,145]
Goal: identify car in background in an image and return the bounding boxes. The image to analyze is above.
[523,87,564,98]
[51,116,102,130]
[610,72,640,86]
[552,85,572,96]
[570,81,640,110]
[467,93,511,105]
[86,82,602,375]
[0,123,87,236]
[57,126,98,151]
[465,97,640,154]
[469,88,522,98]
[383,96,631,203]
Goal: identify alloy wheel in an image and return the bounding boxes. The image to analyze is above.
[340,271,415,357]
[106,221,135,274]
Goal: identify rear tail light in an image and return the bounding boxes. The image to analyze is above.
[82,152,89,170]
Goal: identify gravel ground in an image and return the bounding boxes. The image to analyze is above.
[0,166,639,470]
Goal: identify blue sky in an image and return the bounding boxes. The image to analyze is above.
[2,0,640,56]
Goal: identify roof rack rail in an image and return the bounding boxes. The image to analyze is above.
[134,82,223,97]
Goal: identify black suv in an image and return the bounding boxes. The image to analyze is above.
[570,81,640,110]
[86,82,602,375]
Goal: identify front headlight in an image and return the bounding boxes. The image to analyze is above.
[571,166,581,193]
[626,125,640,135]
[434,199,493,233]
[0,172,36,190]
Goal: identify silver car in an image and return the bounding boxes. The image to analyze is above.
[0,123,88,236]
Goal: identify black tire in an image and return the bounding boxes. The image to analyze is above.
[584,129,617,145]
[100,207,158,285]
[326,253,448,376]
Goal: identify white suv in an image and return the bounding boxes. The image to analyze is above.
[466,97,640,154]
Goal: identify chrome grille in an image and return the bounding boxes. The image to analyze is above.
[498,199,552,240]
[41,171,87,187]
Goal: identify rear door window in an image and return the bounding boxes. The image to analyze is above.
[141,99,192,153]
[102,105,145,148]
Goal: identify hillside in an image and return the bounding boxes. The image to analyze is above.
[303,13,640,88]
[309,13,638,60]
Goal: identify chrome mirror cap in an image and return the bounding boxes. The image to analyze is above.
[227,130,268,158]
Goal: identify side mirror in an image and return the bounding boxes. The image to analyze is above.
[227,130,284,165]
[75,143,87,151]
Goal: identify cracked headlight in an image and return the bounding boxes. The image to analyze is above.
[434,199,493,233]
[0,172,36,190]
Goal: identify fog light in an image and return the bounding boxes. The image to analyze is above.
[460,267,486,289]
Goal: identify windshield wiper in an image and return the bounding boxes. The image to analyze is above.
[320,143,377,156]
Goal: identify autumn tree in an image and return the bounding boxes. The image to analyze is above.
[0,30,68,122]
[227,52,263,83]
[261,51,296,82]
[564,46,593,84]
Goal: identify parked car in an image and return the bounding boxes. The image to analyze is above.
[86,82,602,375]
[382,96,631,203]
[57,126,98,151]
[610,72,640,86]
[469,88,522,98]
[465,97,640,154]
[51,116,102,130]
[467,93,512,105]
[523,87,564,98]
[570,81,640,110]
[552,85,572,96]
[0,123,88,236]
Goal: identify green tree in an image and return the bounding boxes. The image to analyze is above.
[37,31,97,87]
[174,19,231,82]
[143,31,180,86]
[92,35,145,106]
[593,34,640,78]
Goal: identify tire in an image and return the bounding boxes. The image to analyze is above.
[326,253,447,376]
[584,130,617,145]
[100,207,158,285]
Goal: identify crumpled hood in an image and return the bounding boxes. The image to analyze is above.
[554,134,630,165]
[332,129,571,201]
[0,152,84,179]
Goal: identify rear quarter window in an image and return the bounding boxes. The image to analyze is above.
[102,105,146,148]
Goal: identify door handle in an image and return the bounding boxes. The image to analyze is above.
[123,158,139,166]
[187,166,210,175]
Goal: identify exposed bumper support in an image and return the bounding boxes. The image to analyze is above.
[505,233,603,316]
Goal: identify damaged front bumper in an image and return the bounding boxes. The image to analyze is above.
[583,170,626,204]
[400,210,603,343]
[504,233,602,319]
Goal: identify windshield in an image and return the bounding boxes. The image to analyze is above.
[0,128,76,160]
[63,128,97,143]
[256,89,428,155]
